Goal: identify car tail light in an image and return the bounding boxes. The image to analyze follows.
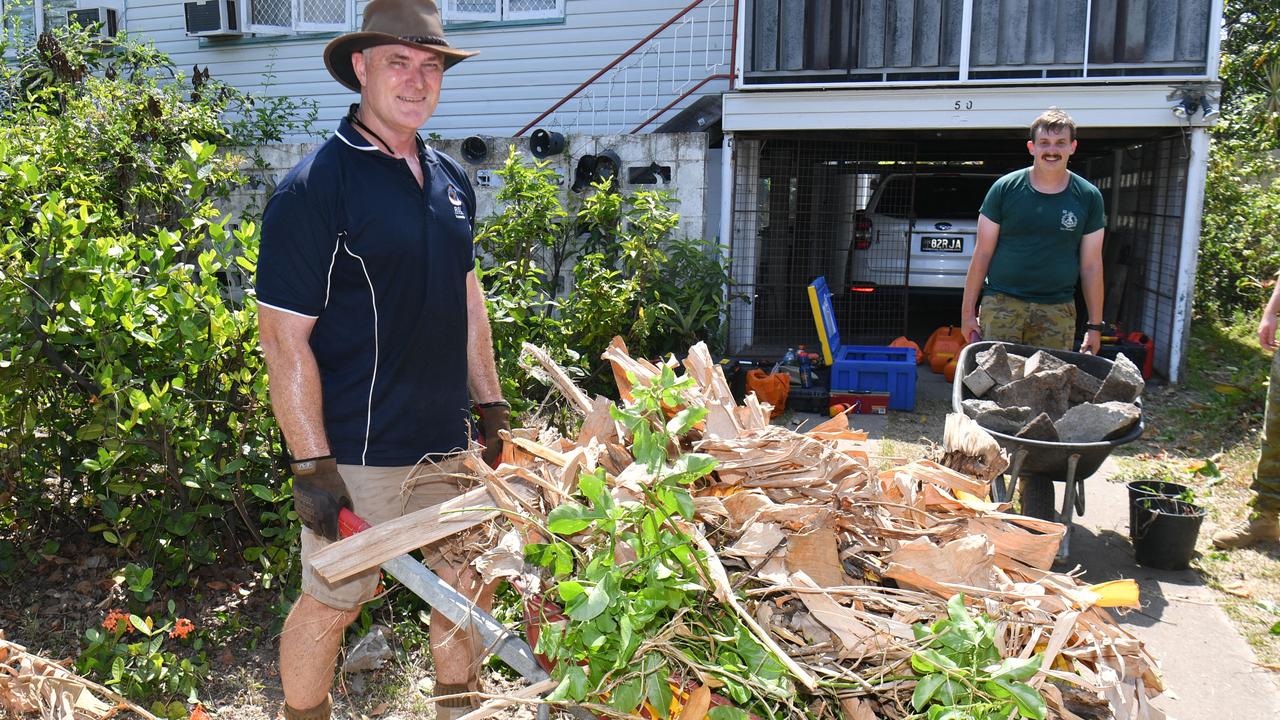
[853,213,872,250]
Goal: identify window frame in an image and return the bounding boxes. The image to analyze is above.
[2,0,80,36]
[442,0,563,25]
[246,0,354,36]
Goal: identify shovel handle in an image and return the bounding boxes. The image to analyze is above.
[338,507,371,539]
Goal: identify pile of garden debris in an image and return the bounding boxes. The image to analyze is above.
[0,632,160,720]
[960,345,1144,443]
[387,339,1159,720]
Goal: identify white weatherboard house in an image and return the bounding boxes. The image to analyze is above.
[9,0,1221,382]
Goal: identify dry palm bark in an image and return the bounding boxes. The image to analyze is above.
[480,340,1163,720]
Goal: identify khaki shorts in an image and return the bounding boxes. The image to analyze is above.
[979,292,1076,350]
[300,454,476,610]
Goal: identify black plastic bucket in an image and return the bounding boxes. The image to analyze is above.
[1126,480,1190,532]
[1132,497,1206,570]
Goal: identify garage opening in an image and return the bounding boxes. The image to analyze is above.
[727,128,1192,379]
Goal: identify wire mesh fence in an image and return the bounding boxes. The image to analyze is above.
[728,134,917,358]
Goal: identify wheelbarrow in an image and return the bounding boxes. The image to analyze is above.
[951,341,1145,558]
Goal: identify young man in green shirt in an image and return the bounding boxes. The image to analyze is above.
[961,108,1107,354]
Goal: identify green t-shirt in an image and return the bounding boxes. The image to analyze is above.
[979,168,1106,304]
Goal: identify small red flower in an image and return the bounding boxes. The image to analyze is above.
[169,617,195,640]
[102,608,130,634]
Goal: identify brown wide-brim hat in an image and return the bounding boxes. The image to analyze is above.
[324,0,478,92]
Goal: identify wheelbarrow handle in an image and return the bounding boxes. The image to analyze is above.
[338,507,371,539]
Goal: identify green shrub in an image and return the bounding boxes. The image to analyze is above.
[477,149,732,401]
[1197,140,1280,319]
[0,26,313,589]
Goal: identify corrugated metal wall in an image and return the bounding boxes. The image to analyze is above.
[747,0,1211,80]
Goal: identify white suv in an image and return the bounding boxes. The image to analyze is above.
[846,173,998,291]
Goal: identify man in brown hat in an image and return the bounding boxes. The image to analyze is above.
[255,2,505,718]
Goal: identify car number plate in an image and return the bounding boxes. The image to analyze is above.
[921,236,963,252]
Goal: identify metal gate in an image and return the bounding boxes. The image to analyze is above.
[1087,134,1188,379]
[728,134,917,357]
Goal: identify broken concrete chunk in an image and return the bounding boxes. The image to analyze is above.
[1094,353,1145,404]
[962,399,1033,435]
[1069,367,1104,404]
[976,345,1015,386]
[1015,412,1060,442]
[992,364,1073,421]
[1007,353,1027,378]
[1054,402,1142,443]
[963,367,996,397]
[1022,350,1068,378]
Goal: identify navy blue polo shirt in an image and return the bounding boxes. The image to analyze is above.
[256,115,477,466]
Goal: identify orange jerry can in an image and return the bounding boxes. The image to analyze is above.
[890,336,924,364]
[924,325,967,371]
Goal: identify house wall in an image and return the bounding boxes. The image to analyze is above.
[113,0,730,139]
[225,132,714,241]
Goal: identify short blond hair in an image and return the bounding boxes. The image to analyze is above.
[1030,107,1076,141]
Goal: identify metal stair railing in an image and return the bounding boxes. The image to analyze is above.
[515,0,737,136]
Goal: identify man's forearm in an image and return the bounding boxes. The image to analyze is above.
[1081,263,1104,324]
[465,273,503,404]
[260,310,330,460]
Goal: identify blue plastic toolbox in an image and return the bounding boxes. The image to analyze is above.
[807,277,916,411]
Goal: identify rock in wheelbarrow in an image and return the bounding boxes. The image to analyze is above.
[975,345,1016,386]
[1015,412,1060,442]
[993,364,1074,421]
[1055,401,1142,443]
[961,399,1032,435]
[1094,352,1145,404]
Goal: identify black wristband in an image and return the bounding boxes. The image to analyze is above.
[290,455,334,474]
[477,400,510,409]
[1083,323,1106,332]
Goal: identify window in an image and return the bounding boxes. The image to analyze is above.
[442,0,564,24]
[2,0,78,42]
[247,0,353,35]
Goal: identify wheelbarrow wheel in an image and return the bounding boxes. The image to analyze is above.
[1018,476,1056,522]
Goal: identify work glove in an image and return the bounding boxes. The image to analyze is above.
[289,455,352,542]
[477,402,511,468]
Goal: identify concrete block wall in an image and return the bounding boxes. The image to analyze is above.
[225,132,714,242]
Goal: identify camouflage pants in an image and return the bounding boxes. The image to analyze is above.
[1253,349,1280,512]
[978,292,1076,350]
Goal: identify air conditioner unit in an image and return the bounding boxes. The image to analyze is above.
[184,0,242,38]
[67,8,119,38]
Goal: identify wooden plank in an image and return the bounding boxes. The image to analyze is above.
[971,0,1001,66]
[1027,0,1057,65]
[912,0,942,67]
[1089,0,1117,64]
[753,0,780,72]
[885,0,915,68]
[998,0,1030,66]
[939,0,964,67]
[806,0,833,70]
[310,487,499,583]
[779,0,807,70]
[858,0,886,68]
[1056,0,1087,64]
[1174,0,1208,63]
[1116,0,1147,63]
[1144,0,1176,62]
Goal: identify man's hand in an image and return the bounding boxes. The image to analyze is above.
[290,456,352,541]
[961,314,982,344]
[1261,313,1279,353]
[477,403,511,467]
[1080,329,1101,355]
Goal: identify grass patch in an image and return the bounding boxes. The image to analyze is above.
[1110,316,1280,667]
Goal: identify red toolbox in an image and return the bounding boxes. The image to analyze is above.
[830,391,890,415]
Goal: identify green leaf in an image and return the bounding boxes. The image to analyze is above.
[643,664,672,714]
[912,673,947,710]
[578,471,606,508]
[708,708,749,720]
[546,503,601,535]
[988,655,1042,682]
[665,452,718,484]
[556,581,585,604]
[665,407,707,436]
[607,677,644,714]
[996,679,1047,720]
[1271,620,1280,635]
[911,649,959,673]
[567,581,611,622]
